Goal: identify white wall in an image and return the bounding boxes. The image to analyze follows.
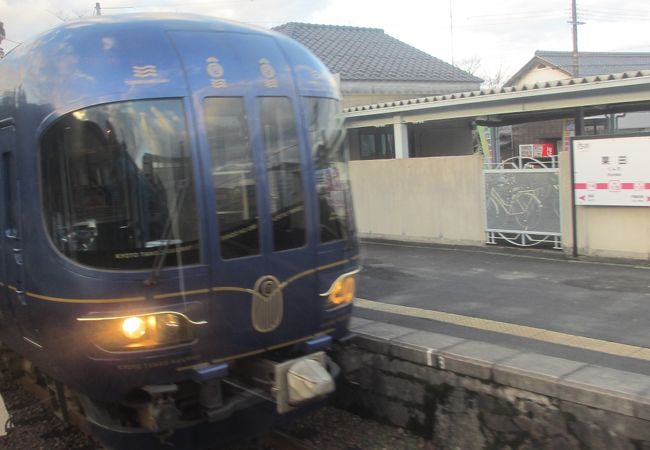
[349,154,486,245]
[348,151,650,261]
[518,67,569,86]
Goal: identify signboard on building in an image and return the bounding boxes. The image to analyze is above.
[573,135,650,206]
[562,119,575,152]
[519,143,555,158]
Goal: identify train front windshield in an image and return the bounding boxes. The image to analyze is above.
[40,96,353,271]
[41,99,200,270]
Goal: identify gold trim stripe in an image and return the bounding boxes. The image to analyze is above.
[318,259,350,272]
[282,268,316,287]
[27,291,145,304]
[355,298,650,362]
[212,286,258,296]
[153,288,210,300]
[76,311,208,325]
[19,255,360,304]
[319,268,362,296]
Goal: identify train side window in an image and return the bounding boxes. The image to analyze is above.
[204,97,260,260]
[1,152,15,236]
[0,125,16,242]
[302,97,354,243]
[40,99,200,270]
[258,97,306,252]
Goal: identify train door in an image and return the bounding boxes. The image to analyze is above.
[0,125,34,343]
[171,32,319,356]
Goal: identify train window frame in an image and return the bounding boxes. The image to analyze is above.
[258,96,308,253]
[203,96,262,261]
[38,97,203,272]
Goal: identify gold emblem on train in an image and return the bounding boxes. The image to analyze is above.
[251,275,283,332]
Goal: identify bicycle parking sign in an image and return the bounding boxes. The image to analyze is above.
[484,156,561,248]
[573,135,650,207]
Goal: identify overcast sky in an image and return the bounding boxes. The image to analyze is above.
[3,0,650,82]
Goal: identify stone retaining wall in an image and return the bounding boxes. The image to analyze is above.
[332,318,650,450]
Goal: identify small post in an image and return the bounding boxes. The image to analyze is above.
[570,107,585,258]
[95,2,102,16]
[393,121,410,159]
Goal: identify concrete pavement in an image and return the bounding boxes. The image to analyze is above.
[353,240,650,376]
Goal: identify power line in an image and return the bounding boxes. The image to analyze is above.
[467,10,570,20]
[579,5,650,15]
[578,10,650,19]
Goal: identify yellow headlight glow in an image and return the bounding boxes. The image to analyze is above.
[78,311,207,351]
[328,274,356,307]
[122,316,147,340]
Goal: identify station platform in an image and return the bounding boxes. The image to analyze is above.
[353,240,650,378]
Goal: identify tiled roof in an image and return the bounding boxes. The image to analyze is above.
[273,22,482,83]
[344,70,650,113]
[536,50,650,77]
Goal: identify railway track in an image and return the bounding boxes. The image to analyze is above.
[1,365,316,450]
[258,429,319,450]
[2,365,433,450]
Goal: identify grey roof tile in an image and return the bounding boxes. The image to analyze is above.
[342,70,650,113]
[273,22,481,83]
[536,50,650,77]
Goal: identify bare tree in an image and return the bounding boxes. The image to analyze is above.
[456,55,511,89]
[456,56,482,76]
[481,66,508,89]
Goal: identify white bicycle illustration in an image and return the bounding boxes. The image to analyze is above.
[487,184,543,230]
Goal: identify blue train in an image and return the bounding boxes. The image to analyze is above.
[0,14,358,449]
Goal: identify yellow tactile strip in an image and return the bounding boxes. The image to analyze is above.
[354,298,650,362]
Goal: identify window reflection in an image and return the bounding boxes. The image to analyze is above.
[259,97,306,251]
[204,97,260,259]
[41,99,200,270]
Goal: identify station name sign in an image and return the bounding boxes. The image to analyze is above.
[573,135,650,207]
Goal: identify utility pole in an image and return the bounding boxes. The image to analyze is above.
[94,2,101,16]
[570,0,581,77]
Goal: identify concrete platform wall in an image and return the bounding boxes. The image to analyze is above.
[348,152,650,260]
[349,154,486,246]
[334,318,650,450]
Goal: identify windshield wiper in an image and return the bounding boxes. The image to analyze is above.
[144,179,190,287]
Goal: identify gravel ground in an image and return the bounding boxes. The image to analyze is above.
[0,374,434,450]
[0,376,101,450]
[279,406,436,450]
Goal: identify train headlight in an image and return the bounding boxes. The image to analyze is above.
[122,316,147,339]
[321,269,360,309]
[78,312,206,351]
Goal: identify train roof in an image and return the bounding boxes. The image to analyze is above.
[0,13,339,127]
